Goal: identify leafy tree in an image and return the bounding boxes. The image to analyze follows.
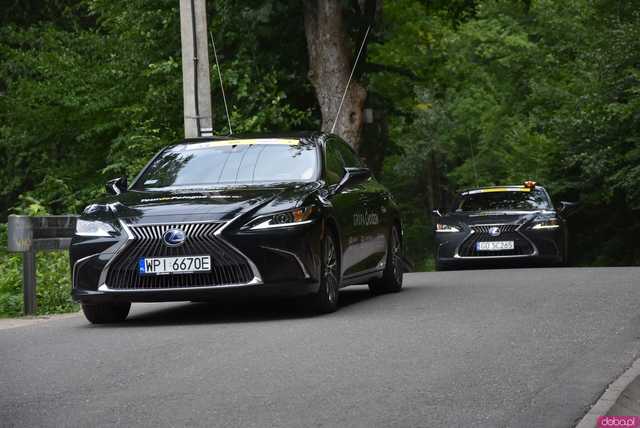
[370,0,639,265]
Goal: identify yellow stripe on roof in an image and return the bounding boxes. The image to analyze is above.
[464,187,531,195]
[185,139,300,150]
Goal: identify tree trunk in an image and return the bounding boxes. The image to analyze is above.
[302,0,368,151]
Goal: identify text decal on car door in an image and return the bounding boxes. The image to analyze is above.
[354,211,380,227]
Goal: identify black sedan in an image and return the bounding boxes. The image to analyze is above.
[433,182,575,270]
[71,133,404,323]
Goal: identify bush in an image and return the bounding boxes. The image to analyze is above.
[0,223,78,317]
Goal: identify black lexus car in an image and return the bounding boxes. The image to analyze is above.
[71,133,404,323]
[433,182,576,270]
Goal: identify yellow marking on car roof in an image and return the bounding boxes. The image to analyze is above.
[185,139,300,150]
[463,187,531,195]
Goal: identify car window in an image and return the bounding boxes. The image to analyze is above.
[325,140,345,185]
[454,189,552,212]
[132,140,318,190]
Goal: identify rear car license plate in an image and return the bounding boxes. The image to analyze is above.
[139,256,211,275]
[476,241,515,251]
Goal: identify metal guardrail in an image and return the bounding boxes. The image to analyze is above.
[7,214,78,315]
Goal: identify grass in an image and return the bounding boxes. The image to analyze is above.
[414,257,435,272]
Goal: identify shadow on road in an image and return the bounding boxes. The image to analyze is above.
[86,286,390,327]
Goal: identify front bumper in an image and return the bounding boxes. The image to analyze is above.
[435,225,563,267]
[70,218,323,303]
[72,279,320,303]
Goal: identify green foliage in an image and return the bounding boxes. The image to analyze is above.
[0,0,317,219]
[372,0,640,266]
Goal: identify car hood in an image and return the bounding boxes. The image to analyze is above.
[443,210,556,227]
[91,183,321,225]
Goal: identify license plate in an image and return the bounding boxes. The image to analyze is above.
[476,241,515,251]
[139,256,211,275]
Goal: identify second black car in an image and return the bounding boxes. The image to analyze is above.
[434,182,575,270]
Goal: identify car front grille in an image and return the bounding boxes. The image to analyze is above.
[105,222,256,290]
[458,224,534,257]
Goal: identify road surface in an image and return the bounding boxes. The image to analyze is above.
[1,268,639,427]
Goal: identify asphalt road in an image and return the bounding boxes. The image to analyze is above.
[1,268,640,427]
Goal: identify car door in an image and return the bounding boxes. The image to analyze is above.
[324,137,369,278]
[333,139,387,273]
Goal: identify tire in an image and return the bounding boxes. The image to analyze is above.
[81,302,131,324]
[369,226,403,294]
[310,231,340,314]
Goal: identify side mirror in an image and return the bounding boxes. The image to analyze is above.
[332,167,371,195]
[432,209,443,217]
[106,177,128,195]
[558,201,578,216]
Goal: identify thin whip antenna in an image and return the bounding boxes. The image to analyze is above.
[469,139,480,187]
[331,25,371,134]
[210,31,233,135]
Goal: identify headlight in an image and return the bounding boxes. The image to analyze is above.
[75,219,116,237]
[531,218,560,230]
[435,224,461,233]
[244,207,315,230]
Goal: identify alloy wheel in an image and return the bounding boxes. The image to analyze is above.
[324,235,339,304]
[391,227,402,285]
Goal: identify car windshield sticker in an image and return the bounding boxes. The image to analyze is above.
[140,195,241,203]
[462,187,531,195]
[183,139,300,150]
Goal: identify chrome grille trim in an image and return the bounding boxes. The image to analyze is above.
[72,253,100,289]
[99,216,262,291]
[261,246,311,279]
[98,277,262,293]
[471,224,519,234]
[98,219,134,287]
[454,223,538,259]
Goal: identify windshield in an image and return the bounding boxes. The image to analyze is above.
[454,189,552,212]
[133,140,318,190]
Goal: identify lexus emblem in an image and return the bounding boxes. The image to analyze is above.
[162,229,186,247]
[488,227,501,237]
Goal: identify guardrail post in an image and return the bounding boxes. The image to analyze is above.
[8,215,36,316]
[22,248,37,315]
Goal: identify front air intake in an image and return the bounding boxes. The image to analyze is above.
[458,224,534,257]
[105,222,255,289]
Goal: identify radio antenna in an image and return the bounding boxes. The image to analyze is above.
[209,31,233,135]
[468,139,480,187]
[331,25,371,134]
